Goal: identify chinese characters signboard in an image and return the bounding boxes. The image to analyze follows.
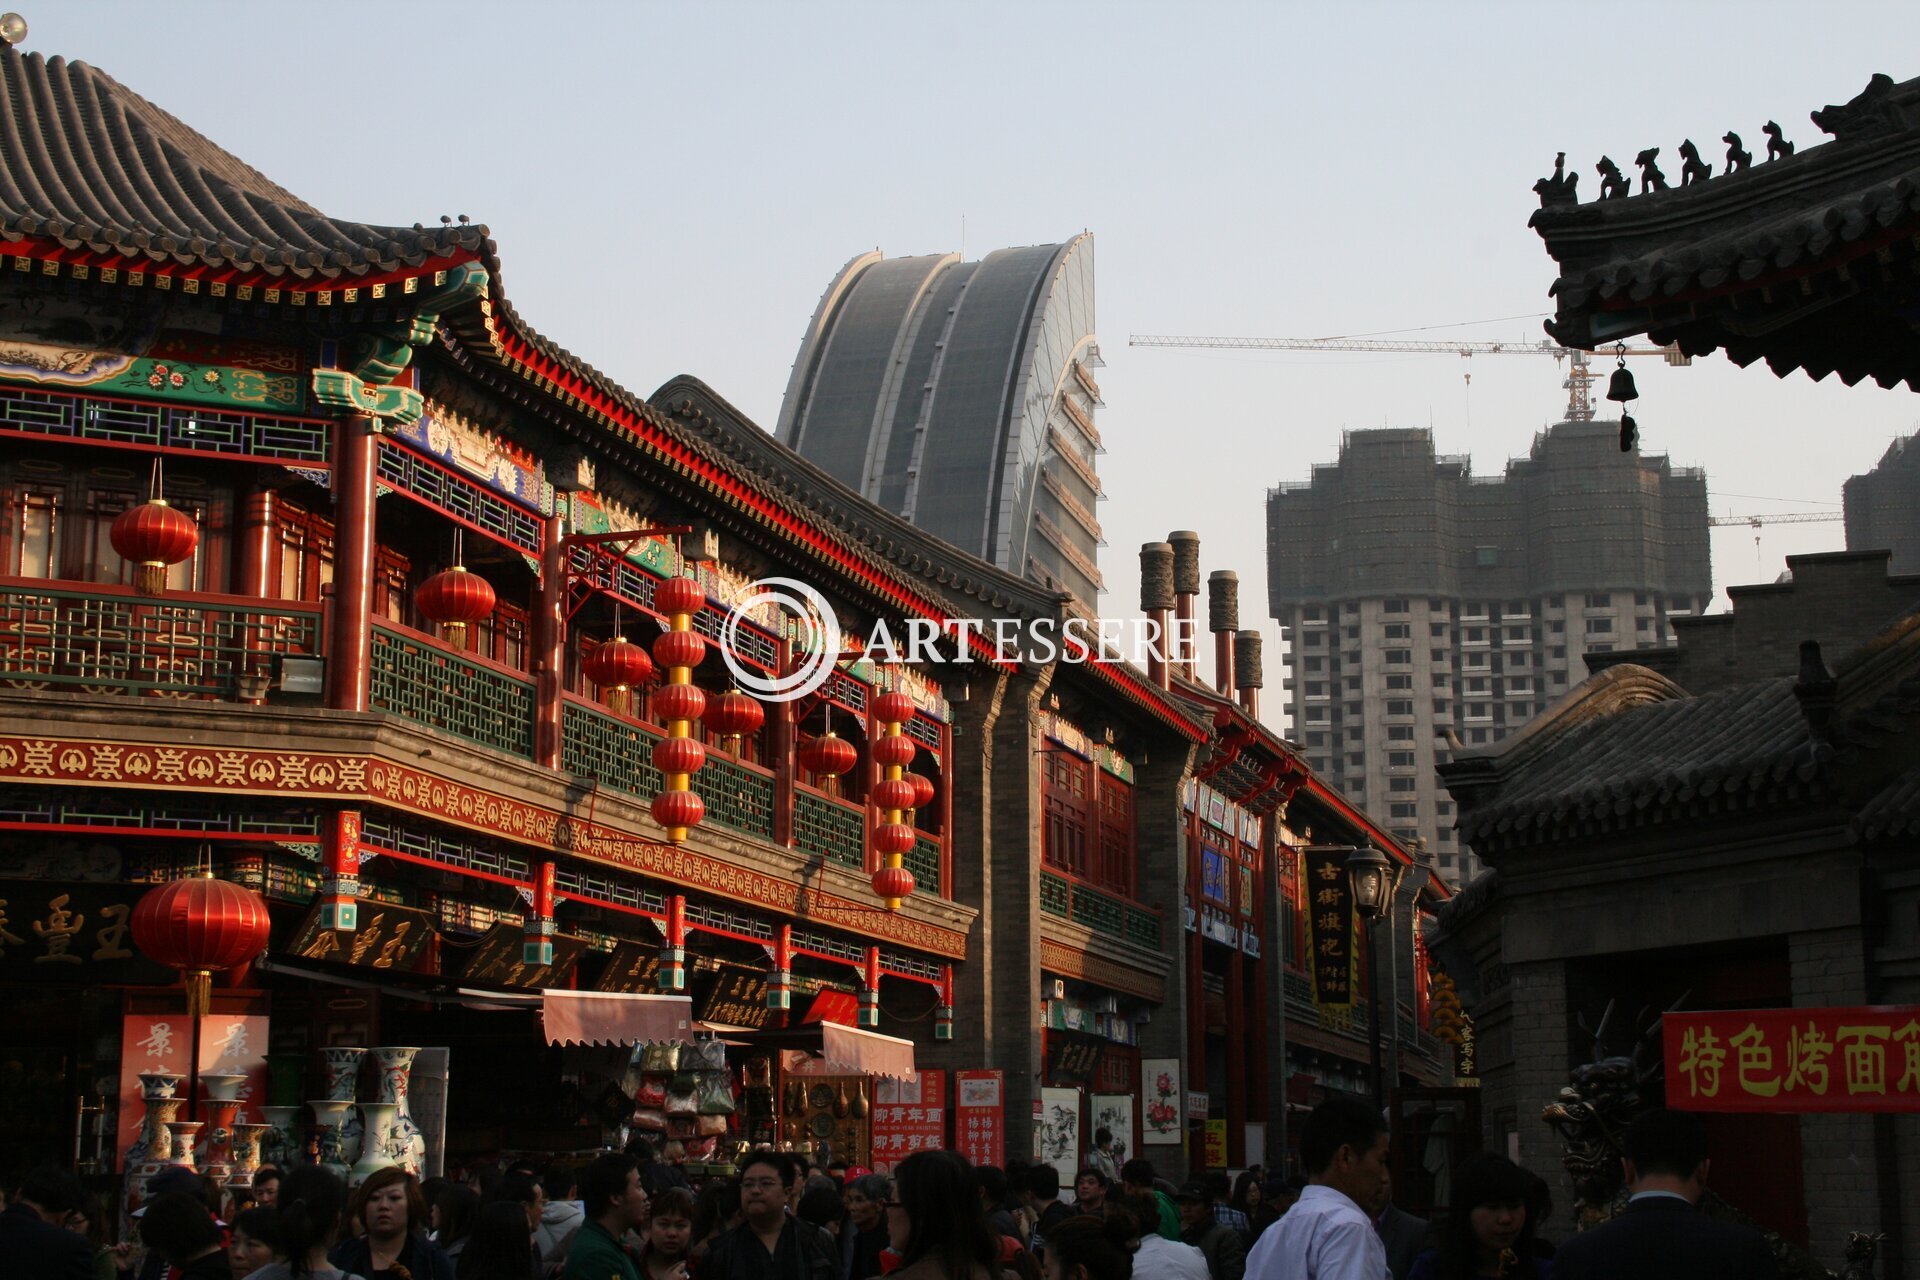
[458,922,587,989]
[1665,1006,1920,1113]
[288,901,435,972]
[596,942,663,993]
[0,879,172,986]
[693,967,772,1030]
[1303,847,1355,1009]
[955,1069,1004,1167]
[117,1006,270,1171]
[870,1070,946,1173]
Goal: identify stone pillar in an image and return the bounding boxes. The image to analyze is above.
[1791,927,1883,1266]
[1506,959,1577,1236]
[1132,733,1199,1182]
[325,414,379,712]
[1169,531,1201,682]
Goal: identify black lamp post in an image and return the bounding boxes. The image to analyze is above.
[1346,842,1395,1108]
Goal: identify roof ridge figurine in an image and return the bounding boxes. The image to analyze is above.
[1764,120,1795,161]
[1722,131,1751,175]
[1634,147,1667,194]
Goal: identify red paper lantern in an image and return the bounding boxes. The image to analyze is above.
[873,691,915,725]
[706,689,765,741]
[652,682,707,724]
[584,636,654,689]
[872,734,916,769]
[872,779,918,813]
[871,865,916,904]
[908,772,936,811]
[655,575,705,617]
[872,823,916,857]
[416,566,496,644]
[110,500,199,596]
[800,731,858,778]
[130,875,272,1018]
[652,788,704,832]
[652,735,707,776]
[652,629,707,671]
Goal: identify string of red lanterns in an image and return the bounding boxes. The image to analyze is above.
[651,572,707,843]
[870,687,919,910]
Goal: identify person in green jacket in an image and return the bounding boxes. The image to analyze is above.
[1120,1158,1182,1241]
[565,1153,651,1280]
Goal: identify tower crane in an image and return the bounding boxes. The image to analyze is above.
[1705,512,1842,528]
[1127,334,1691,422]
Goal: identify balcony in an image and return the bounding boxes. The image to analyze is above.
[1039,868,1162,950]
[0,580,321,701]
[371,621,534,759]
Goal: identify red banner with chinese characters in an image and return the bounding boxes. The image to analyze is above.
[1303,846,1355,1009]
[870,1070,946,1173]
[1665,1006,1920,1113]
[118,1003,271,1171]
[954,1069,1005,1168]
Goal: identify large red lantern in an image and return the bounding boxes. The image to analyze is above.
[800,731,859,783]
[908,771,936,812]
[873,823,916,858]
[653,682,707,724]
[416,565,496,646]
[655,575,705,617]
[584,636,653,716]
[130,874,272,1019]
[652,735,707,776]
[652,789,704,831]
[871,865,916,906]
[872,778,918,813]
[872,734,917,769]
[111,500,199,596]
[873,690,915,726]
[707,689,764,745]
[652,628,707,671]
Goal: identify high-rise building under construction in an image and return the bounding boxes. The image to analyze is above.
[1267,421,1711,883]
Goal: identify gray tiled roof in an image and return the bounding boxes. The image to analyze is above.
[1856,764,1920,840]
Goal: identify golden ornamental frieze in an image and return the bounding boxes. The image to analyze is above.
[0,733,966,959]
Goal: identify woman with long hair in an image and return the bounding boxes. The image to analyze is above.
[1408,1154,1549,1280]
[882,1150,1001,1280]
[263,1165,358,1279]
[452,1201,535,1280]
[431,1185,481,1262]
[329,1167,454,1280]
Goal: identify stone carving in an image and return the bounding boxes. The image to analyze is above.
[1812,73,1913,141]
[1634,148,1668,194]
[1678,140,1712,187]
[1723,131,1752,174]
[1596,156,1630,201]
[1765,121,1795,161]
[1535,152,1580,208]
[1840,1234,1887,1280]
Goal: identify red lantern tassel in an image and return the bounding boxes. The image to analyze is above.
[184,968,212,1021]
[135,561,168,597]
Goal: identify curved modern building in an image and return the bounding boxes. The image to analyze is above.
[777,236,1105,608]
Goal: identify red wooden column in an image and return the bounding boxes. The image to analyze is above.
[935,965,954,1041]
[938,721,955,897]
[1250,818,1273,1130]
[1185,795,1206,1157]
[236,486,276,597]
[319,809,362,931]
[325,413,379,712]
[772,639,796,848]
[1225,932,1247,1166]
[533,513,566,771]
[524,858,556,966]
[662,895,687,991]
[859,947,881,1028]
[769,925,793,1015]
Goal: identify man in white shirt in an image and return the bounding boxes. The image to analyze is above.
[1246,1096,1391,1280]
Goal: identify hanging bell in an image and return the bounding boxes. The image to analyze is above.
[1619,413,1638,453]
[1605,363,1638,404]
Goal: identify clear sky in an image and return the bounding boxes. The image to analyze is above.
[35,1,1920,696]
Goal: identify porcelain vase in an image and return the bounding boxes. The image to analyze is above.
[309,1100,354,1180]
[164,1121,202,1172]
[260,1105,302,1168]
[231,1124,273,1188]
[350,1102,398,1186]
[371,1046,426,1175]
[319,1046,365,1102]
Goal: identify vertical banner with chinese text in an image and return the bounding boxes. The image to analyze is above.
[954,1070,1005,1167]
[118,1006,271,1171]
[871,1070,946,1172]
[1303,847,1355,1010]
[1666,1006,1920,1112]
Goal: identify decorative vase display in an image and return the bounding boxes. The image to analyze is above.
[127,1072,185,1167]
[198,1073,248,1181]
[350,1102,398,1186]
[319,1047,366,1102]
[164,1121,203,1172]
[230,1124,273,1187]
[309,1100,353,1179]
[260,1105,302,1168]
[371,1046,426,1175]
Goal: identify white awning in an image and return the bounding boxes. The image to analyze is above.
[541,991,694,1047]
[809,1024,916,1080]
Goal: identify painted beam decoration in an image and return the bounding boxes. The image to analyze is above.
[1303,845,1356,1010]
[1665,1006,1920,1113]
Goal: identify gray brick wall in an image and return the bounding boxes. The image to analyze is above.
[1790,928,1883,1266]
[1505,960,1579,1240]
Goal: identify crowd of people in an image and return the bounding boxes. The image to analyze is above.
[0,1100,1778,1280]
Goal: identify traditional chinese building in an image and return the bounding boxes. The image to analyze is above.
[1431,71,1920,1275]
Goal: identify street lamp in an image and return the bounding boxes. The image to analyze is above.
[1346,842,1396,1108]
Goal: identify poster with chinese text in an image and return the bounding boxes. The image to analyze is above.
[117,1009,270,1171]
[1141,1058,1181,1145]
[871,1070,946,1172]
[955,1070,1004,1167]
[1091,1093,1133,1163]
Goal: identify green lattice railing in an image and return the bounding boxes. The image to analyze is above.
[371,622,533,757]
[699,750,777,840]
[795,788,865,870]
[1039,869,1161,949]
[562,697,664,797]
[907,835,941,896]
[0,583,322,698]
